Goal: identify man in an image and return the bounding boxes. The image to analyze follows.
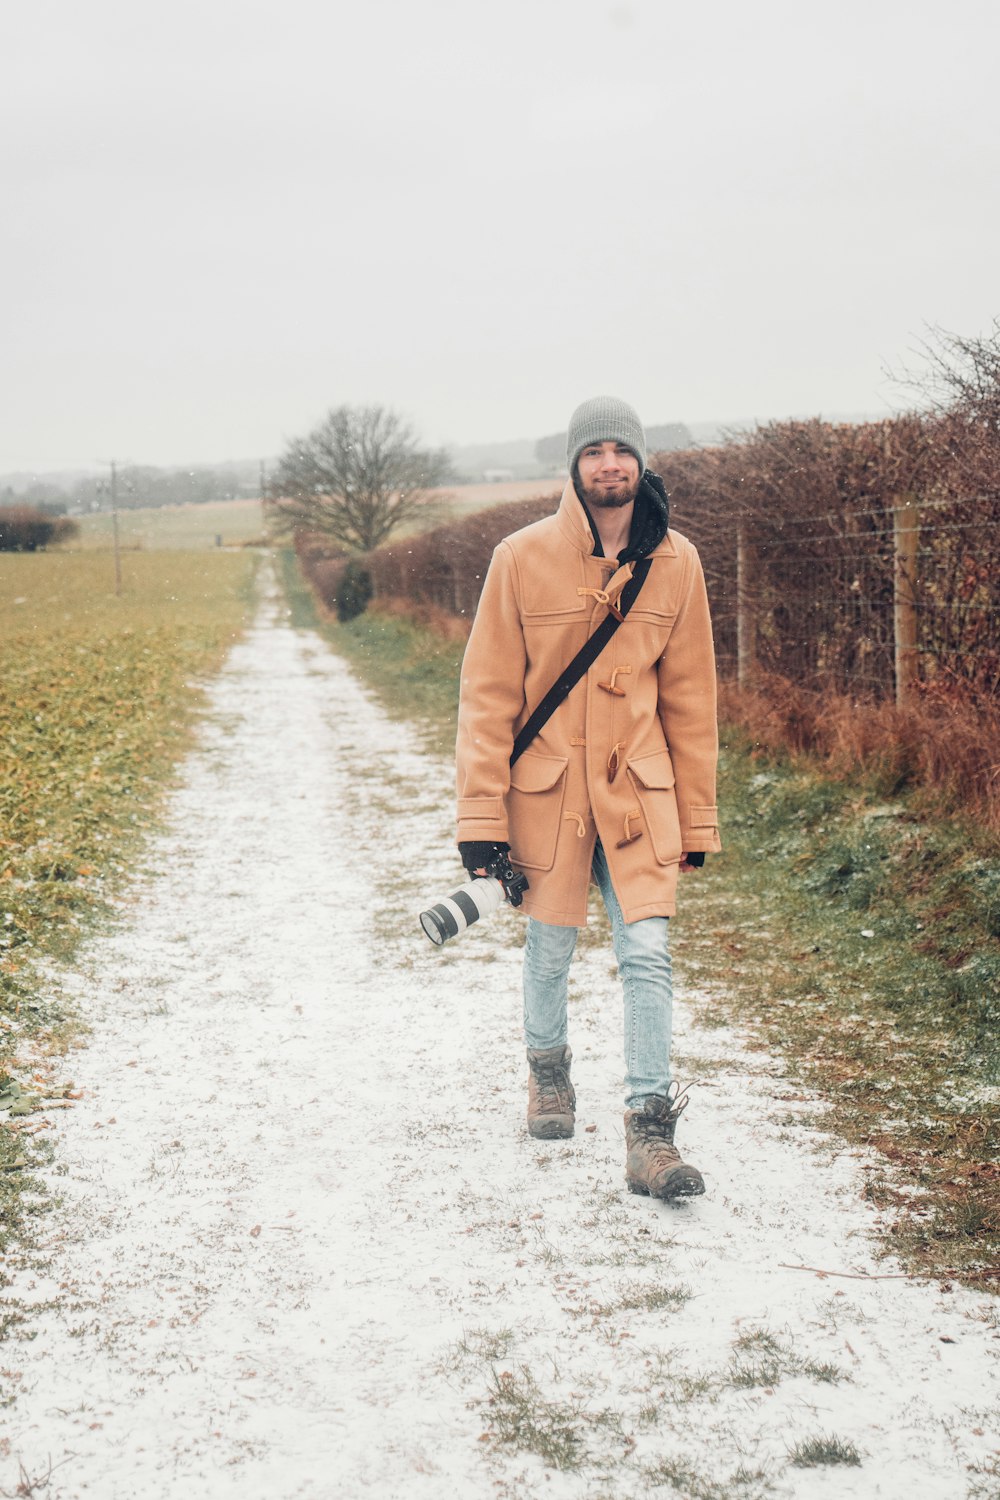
[455,396,721,1199]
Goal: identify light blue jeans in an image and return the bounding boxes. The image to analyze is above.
[523,841,672,1109]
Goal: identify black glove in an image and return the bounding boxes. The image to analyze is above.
[459,841,510,876]
[682,851,706,868]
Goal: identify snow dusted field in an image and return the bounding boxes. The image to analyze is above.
[2,567,997,1499]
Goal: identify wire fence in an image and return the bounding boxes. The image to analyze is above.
[660,434,1000,707]
[693,504,999,703]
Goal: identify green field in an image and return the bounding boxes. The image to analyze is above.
[1,549,256,1019]
[68,497,265,551]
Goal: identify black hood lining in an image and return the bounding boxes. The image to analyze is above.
[578,470,671,562]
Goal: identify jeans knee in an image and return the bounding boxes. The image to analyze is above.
[620,958,671,995]
[616,928,670,985]
[526,957,576,985]
[526,923,577,967]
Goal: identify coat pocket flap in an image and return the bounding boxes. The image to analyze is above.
[689,805,719,827]
[509,752,568,794]
[626,749,676,790]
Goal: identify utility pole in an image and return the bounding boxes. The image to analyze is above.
[97,458,124,596]
[110,459,122,597]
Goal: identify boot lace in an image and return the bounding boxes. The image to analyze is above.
[531,1059,576,1115]
[632,1082,694,1151]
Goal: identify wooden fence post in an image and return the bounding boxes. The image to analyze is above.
[736,521,757,689]
[893,494,919,707]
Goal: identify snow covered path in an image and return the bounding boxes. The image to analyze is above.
[3,568,997,1500]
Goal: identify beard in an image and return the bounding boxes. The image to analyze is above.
[574,471,641,510]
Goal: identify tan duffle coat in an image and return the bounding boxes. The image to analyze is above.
[455,480,722,925]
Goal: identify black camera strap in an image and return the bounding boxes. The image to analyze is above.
[509,557,652,768]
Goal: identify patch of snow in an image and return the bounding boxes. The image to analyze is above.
[2,565,996,1499]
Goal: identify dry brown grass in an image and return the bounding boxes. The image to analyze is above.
[718,673,1000,830]
[375,595,472,642]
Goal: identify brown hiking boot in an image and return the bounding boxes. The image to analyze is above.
[625,1085,705,1199]
[526,1045,576,1139]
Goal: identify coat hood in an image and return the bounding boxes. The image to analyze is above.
[560,470,671,563]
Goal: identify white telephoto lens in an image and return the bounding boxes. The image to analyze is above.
[419,876,506,945]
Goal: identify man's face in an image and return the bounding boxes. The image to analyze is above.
[574,442,641,510]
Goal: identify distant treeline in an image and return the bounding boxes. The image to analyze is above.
[0,463,262,514]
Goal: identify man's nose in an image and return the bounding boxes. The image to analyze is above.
[598,449,623,471]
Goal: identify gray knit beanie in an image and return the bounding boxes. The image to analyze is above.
[566,395,647,476]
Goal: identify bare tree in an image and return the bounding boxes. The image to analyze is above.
[908,321,1000,414]
[268,404,453,551]
[894,322,1000,503]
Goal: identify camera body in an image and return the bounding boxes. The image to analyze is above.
[419,850,529,947]
[480,848,528,907]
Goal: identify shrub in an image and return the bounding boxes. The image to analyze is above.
[308,557,347,610]
[365,495,559,618]
[0,508,79,551]
[335,560,373,621]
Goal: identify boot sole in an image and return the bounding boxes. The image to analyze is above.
[627,1169,705,1199]
[528,1117,575,1139]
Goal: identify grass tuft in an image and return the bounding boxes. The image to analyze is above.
[728,1328,798,1390]
[967,1456,1000,1499]
[642,1456,773,1498]
[450,1326,517,1366]
[481,1368,590,1472]
[787,1433,862,1468]
[724,1325,847,1391]
[580,1280,692,1321]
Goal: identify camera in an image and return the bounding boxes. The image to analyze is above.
[419,850,529,947]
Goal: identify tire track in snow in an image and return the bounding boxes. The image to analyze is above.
[2,565,997,1499]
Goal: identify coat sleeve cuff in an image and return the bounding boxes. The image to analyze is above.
[680,804,721,852]
[457,795,508,845]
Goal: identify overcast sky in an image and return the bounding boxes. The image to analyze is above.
[3,0,998,470]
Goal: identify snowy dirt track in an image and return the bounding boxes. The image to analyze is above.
[3,567,998,1500]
